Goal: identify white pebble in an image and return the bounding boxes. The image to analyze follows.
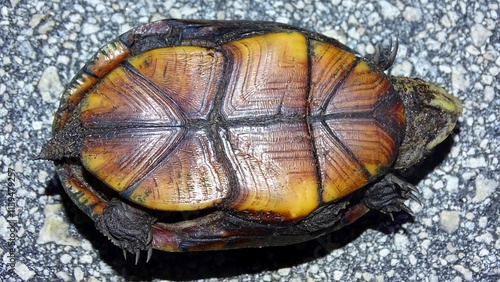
[15,263,36,281]
[60,254,72,264]
[478,248,489,257]
[81,23,100,35]
[481,74,493,85]
[473,174,498,202]
[439,64,452,73]
[394,233,409,250]
[308,264,319,274]
[56,271,71,282]
[333,270,344,280]
[32,121,43,130]
[38,20,55,34]
[483,86,494,102]
[489,66,499,76]
[451,64,469,92]
[453,264,473,281]
[322,29,346,44]
[37,66,63,103]
[391,60,413,77]
[379,248,390,257]
[467,156,487,168]
[402,6,422,22]
[444,175,459,193]
[478,216,488,228]
[440,210,460,234]
[37,171,48,185]
[409,254,417,265]
[111,13,125,24]
[80,254,93,264]
[378,1,400,19]
[278,267,291,276]
[74,267,84,282]
[56,55,70,65]
[441,15,452,28]
[465,45,480,56]
[474,11,485,23]
[362,272,374,281]
[470,23,493,47]
[37,204,81,246]
[169,8,181,18]
[475,232,494,244]
[434,180,444,190]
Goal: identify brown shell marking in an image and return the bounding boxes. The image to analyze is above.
[309,40,357,116]
[221,123,319,220]
[80,66,185,127]
[78,31,404,220]
[128,129,230,211]
[310,122,369,203]
[53,41,129,130]
[80,46,231,211]
[218,32,319,219]
[327,119,397,176]
[221,32,309,118]
[81,127,185,193]
[128,46,224,119]
[309,40,402,202]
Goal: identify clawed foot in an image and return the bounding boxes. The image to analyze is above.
[363,173,420,220]
[372,38,399,71]
[95,198,156,264]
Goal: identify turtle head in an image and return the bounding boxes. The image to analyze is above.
[390,76,462,170]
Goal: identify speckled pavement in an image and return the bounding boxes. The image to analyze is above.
[0,0,498,281]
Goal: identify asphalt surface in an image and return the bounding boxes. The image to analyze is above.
[0,0,498,281]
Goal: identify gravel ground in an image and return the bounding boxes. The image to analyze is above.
[0,0,498,281]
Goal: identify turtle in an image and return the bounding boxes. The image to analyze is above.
[40,19,462,263]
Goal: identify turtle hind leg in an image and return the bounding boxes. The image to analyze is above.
[95,198,156,263]
[362,173,420,217]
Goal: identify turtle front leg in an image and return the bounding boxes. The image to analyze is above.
[362,173,420,217]
[371,38,398,70]
[324,174,419,236]
[95,198,156,263]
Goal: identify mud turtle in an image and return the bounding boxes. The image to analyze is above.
[40,19,462,262]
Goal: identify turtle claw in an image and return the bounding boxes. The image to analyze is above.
[146,247,153,263]
[406,191,421,205]
[372,37,399,71]
[145,232,153,262]
[147,231,152,245]
[388,212,395,222]
[399,203,414,216]
[390,175,422,206]
[122,247,152,264]
[135,251,140,265]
